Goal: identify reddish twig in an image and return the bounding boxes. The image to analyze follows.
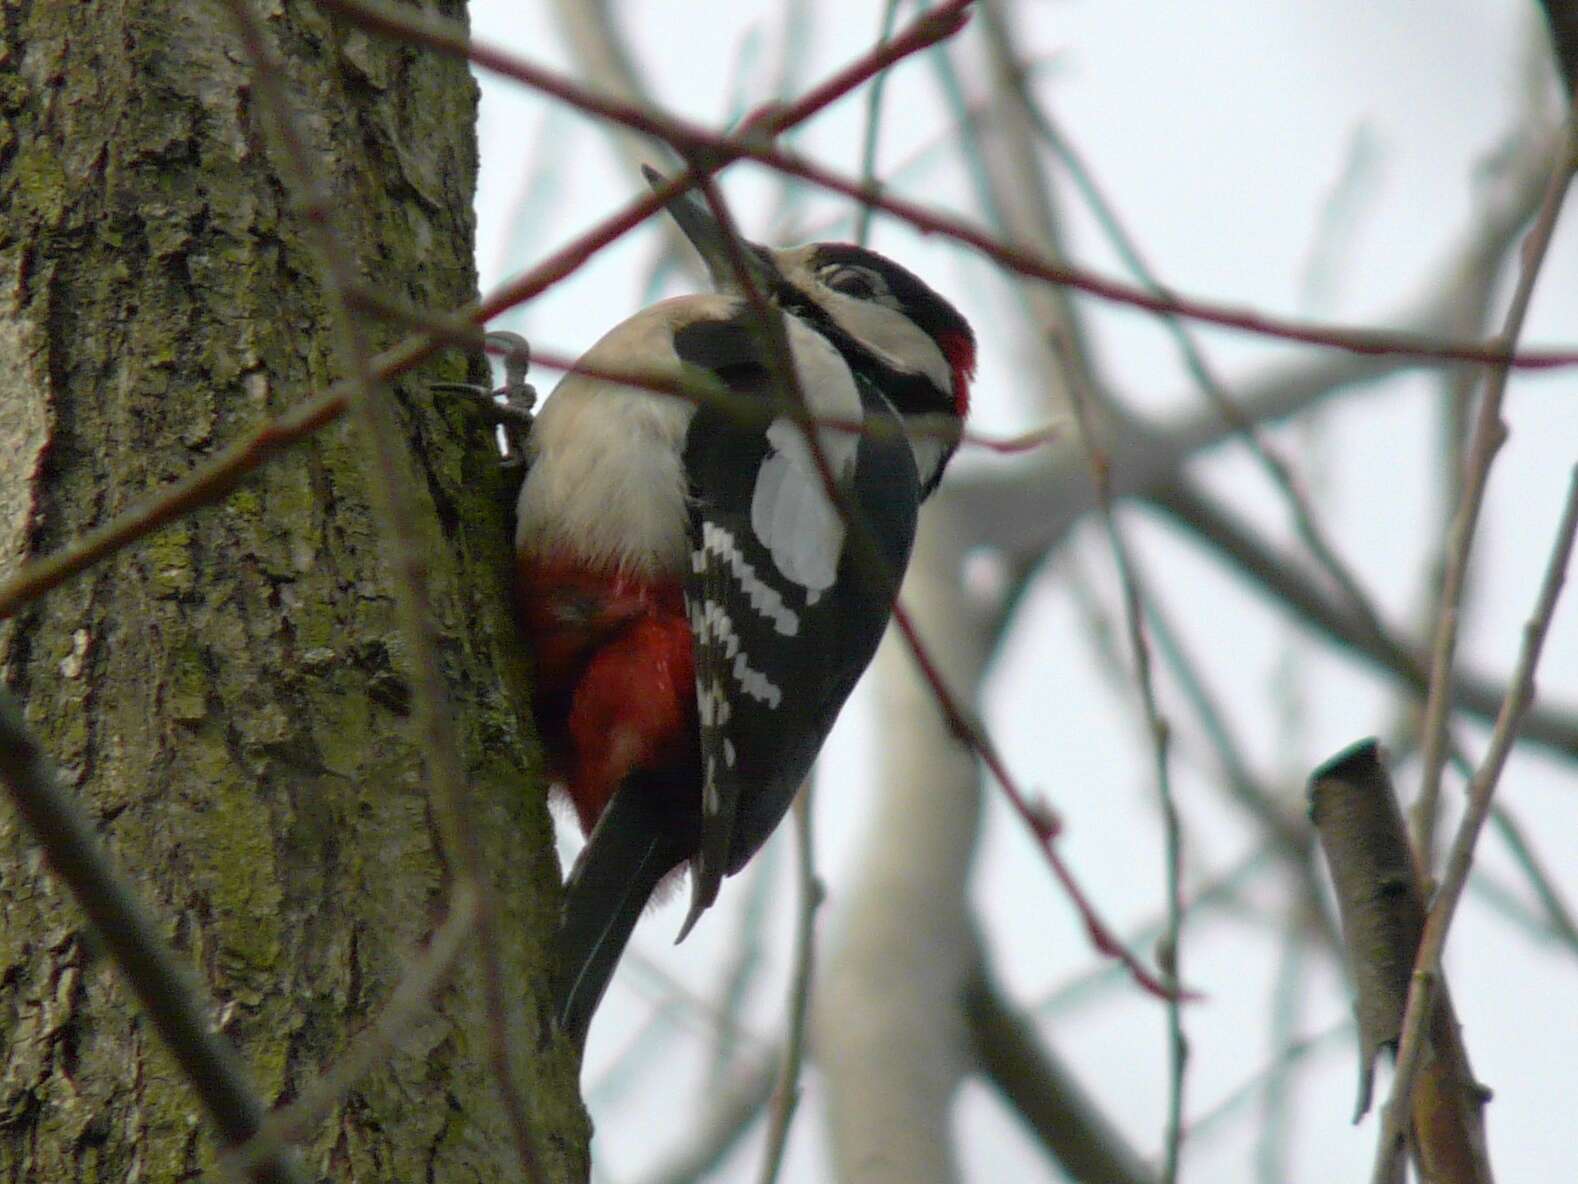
[887,603,1182,1000]
[1050,325,1190,1176]
[0,0,966,624]
[323,0,1578,372]
[685,166,1177,1001]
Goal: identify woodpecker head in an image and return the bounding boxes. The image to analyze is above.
[646,168,976,497]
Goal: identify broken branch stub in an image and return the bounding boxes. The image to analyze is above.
[1308,738,1425,1120]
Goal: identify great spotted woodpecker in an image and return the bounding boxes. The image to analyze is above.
[517,174,975,1048]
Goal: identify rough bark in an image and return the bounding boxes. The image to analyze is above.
[0,2,587,1181]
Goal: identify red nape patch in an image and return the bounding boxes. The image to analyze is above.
[937,328,977,418]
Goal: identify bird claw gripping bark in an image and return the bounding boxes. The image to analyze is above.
[430,330,538,465]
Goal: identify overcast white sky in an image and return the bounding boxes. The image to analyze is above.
[469,4,1578,1181]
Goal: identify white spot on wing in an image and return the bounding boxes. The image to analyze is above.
[696,675,732,728]
[731,650,780,706]
[692,597,783,708]
[699,522,800,635]
[748,318,863,595]
[750,442,846,595]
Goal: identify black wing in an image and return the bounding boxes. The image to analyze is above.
[672,314,920,937]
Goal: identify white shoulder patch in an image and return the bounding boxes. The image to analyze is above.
[749,320,862,597]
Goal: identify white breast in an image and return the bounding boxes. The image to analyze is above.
[515,297,733,577]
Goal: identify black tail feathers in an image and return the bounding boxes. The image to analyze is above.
[553,780,691,1051]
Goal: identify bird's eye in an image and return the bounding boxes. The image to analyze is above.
[825,267,879,299]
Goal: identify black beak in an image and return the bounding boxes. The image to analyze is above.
[643,165,777,295]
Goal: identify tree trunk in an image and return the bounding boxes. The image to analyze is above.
[0,2,587,1180]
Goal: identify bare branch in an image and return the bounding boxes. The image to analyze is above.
[755,790,821,1184]
[1375,463,1578,1183]
[965,969,1158,1184]
[1413,108,1578,864]
[1056,331,1190,1178]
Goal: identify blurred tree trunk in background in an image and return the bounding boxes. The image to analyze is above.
[0,2,586,1179]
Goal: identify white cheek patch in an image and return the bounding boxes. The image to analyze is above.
[901,411,961,493]
[823,296,953,396]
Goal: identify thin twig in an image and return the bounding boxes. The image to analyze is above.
[0,691,308,1184]
[322,0,1578,373]
[1054,332,1189,1179]
[1372,463,1578,1184]
[1411,112,1578,865]
[852,0,904,247]
[0,0,966,625]
[887,597,1182,999]
[1148,480,1578,760]
[317,0,971,151]
[1034,846,1274,1017]
[755,790,821,1184]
